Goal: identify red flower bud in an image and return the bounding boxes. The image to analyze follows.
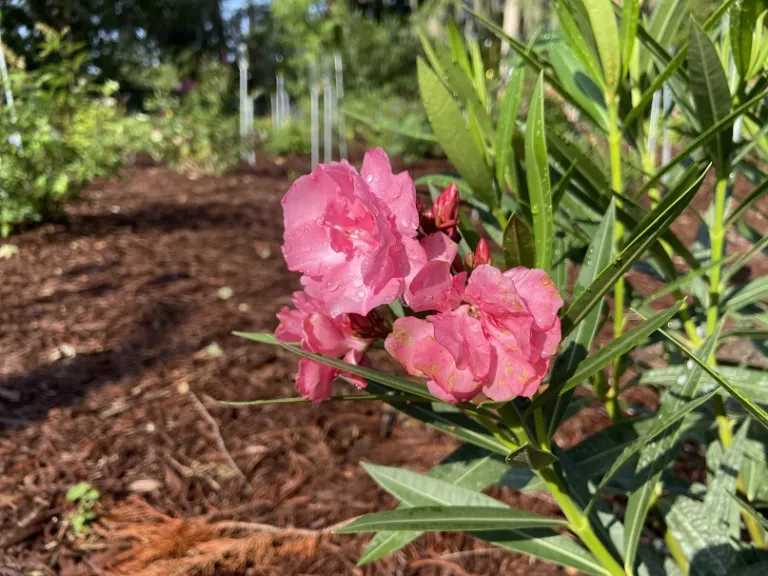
[433,183,460,229]
[474,238,492,266]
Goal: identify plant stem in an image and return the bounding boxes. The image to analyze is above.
[607,93,624,423]
[665,524,689,573]
[704,176,765,546]
[538,466,626,576]
[499,407,625,576]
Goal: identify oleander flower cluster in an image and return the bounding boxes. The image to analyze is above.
[276,148,563,403]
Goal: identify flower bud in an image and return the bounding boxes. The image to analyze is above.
[433,183,459,230]
[474,238,492,266]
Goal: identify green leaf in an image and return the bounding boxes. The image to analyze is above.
[731,0,758,80]
[546,201,615,435]
[730,493,768,531]
[562,163,708,335]
[425,37,494,142]
[648,320,768,432]
[620,0,640,82]
[554,0,604,89]
[495,67,524,194]
[503,213,536,269]
[467,8,607,134]
[733,562,768,576]
[583,0,621,90]
[724,234,768,282]
[525,73,553,272]
[623,329,720,574]
[688,18,733,177]
[417,58,496,208]
[66,482,96,502]
[725,177,768,227]
[505,444,559,470]
[724,277,768,312]
[662,495,736,576]
[552,234,569,297]
[529,303,682,415]
[469,37,489,111]
[640,365,768,405]
[640,0,687,72]
[364,382,510,455]
[338,505,567,533]
[415,175,474,200]
[448,20,473,79]
[704,421,749,530]
[636,90,764,198]
[234,332,435,400]
[589,388,719,511]
[344,107,437,142]
[358,464,607,575]
[359,445,508,565]
[549,43,608,130]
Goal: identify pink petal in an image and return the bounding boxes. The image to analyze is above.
[296,358,339,402]
[411,338,480,403]
[405,260,462,313]
[504,267,564,330]
[464,264,527,318]
[384,317,434,377]
[360,148,419,237]
[482,345,543,401]
[429,306,491,379]
[302,312,348,356]
[531,316,562,360]
[340,349,368,389]
[420,232,458,263]
[276,306,304,343]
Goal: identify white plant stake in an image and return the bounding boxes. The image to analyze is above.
[276,72,286,128]
[309,62,319,169]
[661,83,672,184]
[238,43,250,163]
[334,53,347,160]
[647,89,661,161]
[322,59,333,163]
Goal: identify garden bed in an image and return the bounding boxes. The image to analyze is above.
[0,155,764,576]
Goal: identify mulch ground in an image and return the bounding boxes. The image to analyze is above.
[0,152,765,576]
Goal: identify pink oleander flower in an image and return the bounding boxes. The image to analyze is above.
[404,232,466,313]
[276,291,371,402]
[281,148,423,318]
[385,264,563,403]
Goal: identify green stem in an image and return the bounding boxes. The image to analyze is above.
[497,407,625,576]
[704,176,764,546]
[706,178,728,337]
[607,93,624,423]
[538,467,626,576]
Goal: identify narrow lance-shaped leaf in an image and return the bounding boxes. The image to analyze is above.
[338,506,567,533]
[639,0,687,72]
[635,90,765,198]
[554,0,604,90]
[688,18,733,177]
[642,315,768,432]
[495,67,524,195]
[583,0,621,91]
[529,303,682,415]
[359,464,608,575]
[447,20,472,79]
[525,73,553,272]
[588,388,719,513]
[546,201,615,435]
[417,58,496,208]
[562,163,708,335]
[622,328,720,574]
[549,43,608,131]
[359,445,509,565]
[724,277,768,312]
[503,213,536,269]
[731,0,758,80]
[619,0,639,82]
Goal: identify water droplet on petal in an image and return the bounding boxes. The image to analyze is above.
[365,174,373,183]
[352,278,363,288]
[356,289,366,299]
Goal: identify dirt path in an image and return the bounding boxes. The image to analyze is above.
[0,156,567,576]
